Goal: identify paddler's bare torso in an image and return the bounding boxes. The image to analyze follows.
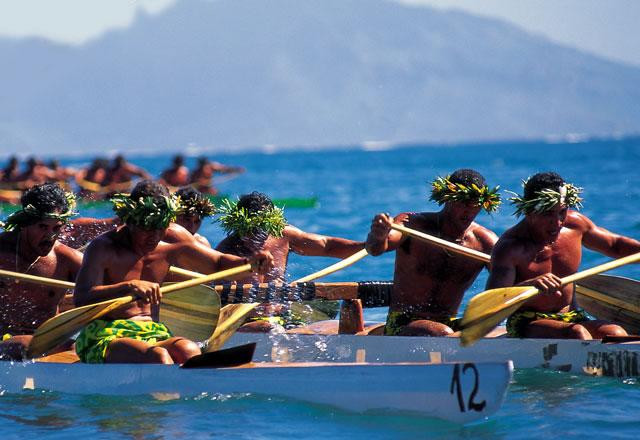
[0,230,82,334]
[386,212,495,319]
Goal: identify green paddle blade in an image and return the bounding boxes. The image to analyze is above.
[27,295,134,359]
[159,284,221,341]
[205,303,258,352]
[459,286,538,346]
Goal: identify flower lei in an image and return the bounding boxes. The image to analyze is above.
[509,181,583,216]
[430,176,501,213]
[111,193,179,229]
[216,198,286,238]
[2,192,77,231]
[176,195,216,218]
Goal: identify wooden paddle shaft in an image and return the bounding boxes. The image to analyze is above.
[161,264,252,294]
[390,223,490,263]
[0,262,251,296]
[293,248,369,283]
[562,252,640,285]
[170,249,369,285]
[0,268,74,289]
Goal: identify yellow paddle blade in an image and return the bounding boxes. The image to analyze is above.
[205,303,259,352]
[459,286,538,347]
[461,286,535,324]
[460,302,523,346]
[159,285,221,341]
[27,296,133,358]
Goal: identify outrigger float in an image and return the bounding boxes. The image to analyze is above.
[0,345,512,424]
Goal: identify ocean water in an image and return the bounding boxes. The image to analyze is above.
[2,137,640,438]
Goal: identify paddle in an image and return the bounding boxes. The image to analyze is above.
[26,263,251,358]
[0,268,221,342]
[293,248,369,283]
[166,266,260,350]
[389,223,491,263]
[0,268,75,289]
[459,252,640,346]
[204,303,259,352]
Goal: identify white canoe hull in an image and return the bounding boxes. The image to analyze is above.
[227,333,640,378]
[0,359,512,424]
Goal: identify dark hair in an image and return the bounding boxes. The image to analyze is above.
[237,191,273,214]
[89,157,109,170]
[49,159,60,169]
[173,155,185,166]
[523,172,564,200]
[448,168,487,188]
[113,155,125,168]
[130,180,170,203]
[26,156,39,168]
[175,186,201,202]
[21,183,70,215]
[197,156,209,167]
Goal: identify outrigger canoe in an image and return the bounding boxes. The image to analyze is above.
[0,348,512,424]
[227,332,640,378]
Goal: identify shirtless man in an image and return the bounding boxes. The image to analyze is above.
[47,159,77,185]
[0,156,20,185]
[366,169,500,336]
[103,155,152,188]
[487,172,640,339]
[74,181,272,364]
[174,186,216,247]
[0,183,83,359]
[15,157,55,188]
[216,191,364,283]
[215,191,364,331]
[189,156,245,195]
[159,155,190,188]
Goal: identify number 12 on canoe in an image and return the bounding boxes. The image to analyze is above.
[450,363,486,413]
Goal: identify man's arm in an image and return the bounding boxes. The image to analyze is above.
[210,162,245,174]
[485,239,519,289]
[56,243,84,282]
[170,242,273,279]
[125,163,152,180]
[474,226,499,270]
[74,238,160,306]
[575,211,640,258]
[287,225,364,258]
[365,213,408,256]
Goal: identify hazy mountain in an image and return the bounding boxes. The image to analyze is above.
[1,0,639,155]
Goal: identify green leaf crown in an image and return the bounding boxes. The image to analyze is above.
[111,193,179,229]
[509,181,583,216]
[430,176,501,212]
[216,198,286,238]
[3,191,77,231]
[176,195,216,218]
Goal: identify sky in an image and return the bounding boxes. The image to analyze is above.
[0,0,639,67]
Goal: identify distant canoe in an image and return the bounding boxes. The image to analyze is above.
[0,194,318,211]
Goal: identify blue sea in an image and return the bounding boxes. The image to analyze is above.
[2,137,640,439]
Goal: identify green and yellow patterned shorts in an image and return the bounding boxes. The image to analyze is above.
[506,309,588,338]
[75,319,173,363]
[384,311,462,336]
